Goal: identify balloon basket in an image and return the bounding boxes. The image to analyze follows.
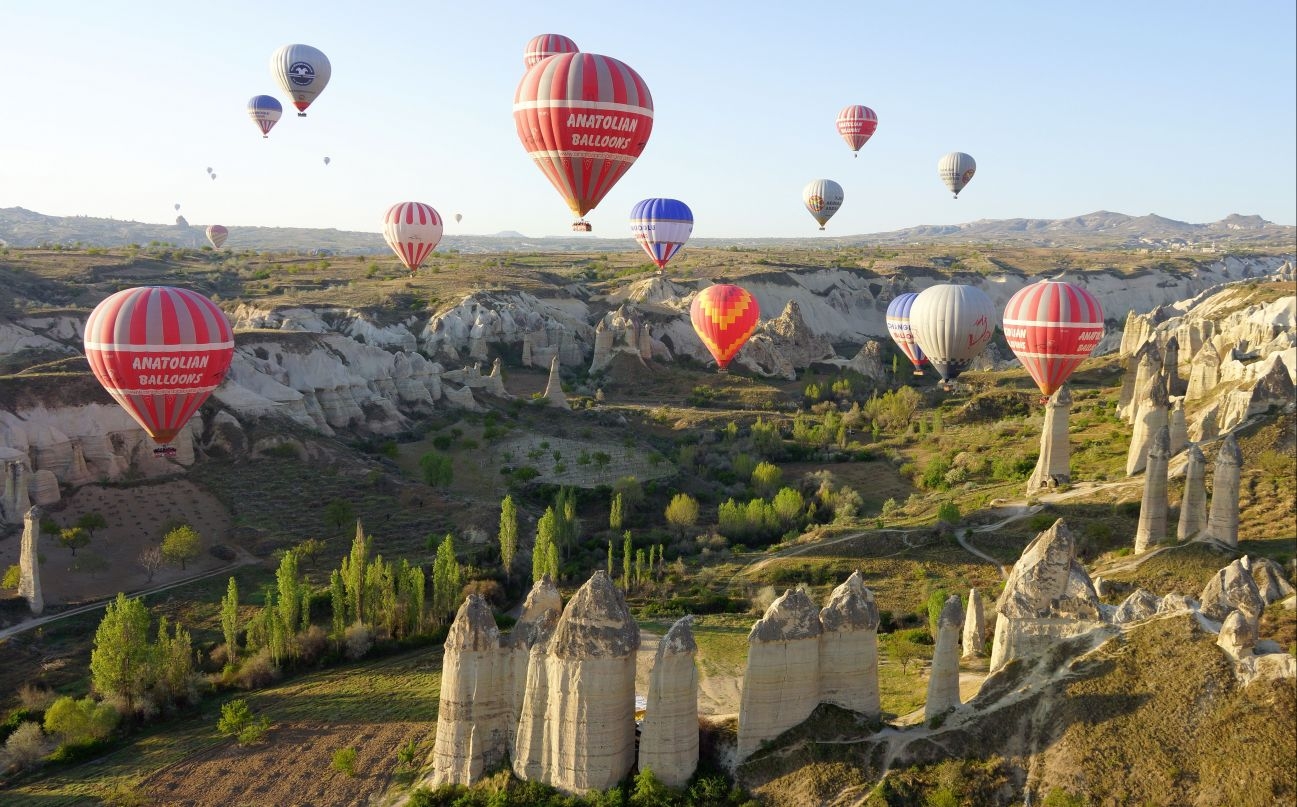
[571,220,592,233]
[297,113,307,117]
[153,446,178,458]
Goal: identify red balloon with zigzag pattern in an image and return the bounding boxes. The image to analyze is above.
[690,284,759,372]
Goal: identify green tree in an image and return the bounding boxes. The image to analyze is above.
[329,569,347,641]
[2,564,20,590]
[937,501,961,525]
[43,696,118,747]
[533,507,557,583]
[432,534,461,621]
[607,538,614,576]
[772,487,806,525]
[405,563,425,636]
[58,526,91,556]
[634,548,647,588]
[927,589,951,640]
[218,698,270,745]
[276,551,301,639]
[341,523,370,624]
[630,767,671,807]
[751,462,783,496]
[621,531,633,590]
[498,495,518,579]
[220,577,240,664]
[664,493,699,537]
[418,451,454,487]
[886,633,925,673]
[324,499,354,530]
[332,747,358,776]
[153,616,194,704]
[609,492,625,531]
[76,512,108,541]
[295,537,325,569]
[89,593,153,714]
[161,524,201,570]
[612,476,644,512]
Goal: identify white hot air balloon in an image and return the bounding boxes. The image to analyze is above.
[271,44,332,117]
[938,152,977,198]
[382,202,444,275]
[454,213,463,224]
[323,156,331,166]
[909,283,996,385]
[802,179,844,230]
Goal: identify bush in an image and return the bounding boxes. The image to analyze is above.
[43,696,119,747]
[235,648,282,689]
[2,564,20,590]
[217,698,271,745]
[345,622,374,660]
[332,746,358,776]
[17,683,56,712]
[1,721,49,770]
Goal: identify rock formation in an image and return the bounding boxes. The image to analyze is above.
[529,571,638,793]
[1198,559,1264,630]
[637,616,699,788]
[1185,340,1221,401]
[1027,385,1072,494]
[1163,335,1186,396]
[1168,398,1188,455]
[817,571,881,718]
[1203,433,1243,547]
[962,588,987,658]
[1133,425,1171,554]
[737,588,822,760]
[428,595,509,786]
[1119,343,1160,423]
[18,506,43,615]
[989,520,1105,673]
[924,595,964,721]
[1176,444,1208,541]
[1156,593,1198,614]
[29,469,60,506]
[542,356,569,410]
[1216,610,1256,659]
[833,339,887,382]
[1113,589,1161,624]
[1,447,31,525]
[1126,372,1169,475]
[1239,556,1297,605]
[503,576,563,741]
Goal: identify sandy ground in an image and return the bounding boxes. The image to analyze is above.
[0,480,233,606]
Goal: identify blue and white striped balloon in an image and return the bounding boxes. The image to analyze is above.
[629,198,693,270]
[247,95,283,138]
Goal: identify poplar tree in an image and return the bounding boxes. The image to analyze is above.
[276,551,301,638]
[406,563,426,636]
[607,539,614,575]
[89,593,152,714]
[329,569,346,641]
[534,507,557,583]
[498,495,518,579]
[341,522,370,624]
[634,548,646,589]
[621,531,633,590]
[432,534,461,621]
[609,492,624,531]
[220,577,240,664]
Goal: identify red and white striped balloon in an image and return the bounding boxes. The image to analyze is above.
[83,286,234,445]
[1002,280,1105,397]
[382,202,444,274]
[523,33,578,69]
[836,105,878,155]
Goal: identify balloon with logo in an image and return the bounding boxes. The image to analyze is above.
[271,44,331,117]
[938,152,976,198]
[83,286,235,452]
[885,292,927,376]
[690,284,760,372]
[247,95,282,138]
[836,105,878,157]
[909,283,996,384]
[382,202,444,274]
[205,225,228,249]
[629,198,693,270]
[523,33,578,69]
[802,179,844,230]
[1002,280,1104,397]
[514,52,654,230]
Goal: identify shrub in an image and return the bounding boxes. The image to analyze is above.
[218,698,270,745]
[2,564,20,590]
[43,696,119,746]
[936,502,960,525]
[17,683,57,712]
[1,721,49,770]
[235,648,281,689]
[332,746,358,776]
[345,622,374,660]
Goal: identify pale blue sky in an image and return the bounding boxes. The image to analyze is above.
[0,0,1292,238]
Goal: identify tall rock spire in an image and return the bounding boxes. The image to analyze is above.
[925,595,964,721]
[637,616,699,788]
[1134,426,1170,554]
[427,595,507,785]
[817,571,881,718]
[18,506,44,615]
[1126,372,1169,476]
[962,588,987,658]
[1205,433,1243,548]
[737,588,822,760]
[1027,385,1072,494]
[1177,444,1208,541]
[542,356,569,409]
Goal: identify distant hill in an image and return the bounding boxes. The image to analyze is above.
[0,206,1291,255]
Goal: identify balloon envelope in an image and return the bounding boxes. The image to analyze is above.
[629,198,693,270]
[523,33,578,69]
[323,156,331,166]
[174,203,181,211]
[690,284,759,371]
[885,292,928,374]
[1003,280,1105,396]
[836,105,878,154]
[454,213,462,224]
[909,284,996,383]
[83,286,234,445]
[382,202,444,273]
[271,44,331,116]
[205,225,228,249]
[514,52,654,221]
[938,152,976,197]
[247,95,283,137]
[802,179,844,230]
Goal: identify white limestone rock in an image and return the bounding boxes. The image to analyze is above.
[1203,433,1243,548]
[1176,444,1208,541]
[1216,610,1255,659]
[1133,425,1171,554]
[1,447,32,525]
[962,588,987,658]
[1157,593,1198,614]
[817,571,881,717]
[1126,372,1169,476]
[1199,559,1265,631]
[427,595,508,786]
[924,595,964,721]
[737,588,822,760]
[1113,589,1161,624]
[29,469,60,506]
[1239,556,1296,605]
[637,616,699,789]
[18,506,44,614]
[1027,386,1072,494]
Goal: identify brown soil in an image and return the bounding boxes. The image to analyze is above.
[0,480,233,606]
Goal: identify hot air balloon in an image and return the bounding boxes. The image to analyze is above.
[382,202,444,275]
[210,174,217,180]
[323,156,331,166]
[271,44,331,117]
[885,292,928,376]
[247,95,283,138]
[690,284,759,372]
[1002,280,1105,398]
[206,167,213,174]
[83,286,234,453]
[174,203,181,211]
[523,33,578,69]
[630,198,693,271]
[803,179,844,230]
[514,52,654,230]
[836,105,878,156]
[454,213,463,224]
[938,152,976,198]
[909,284,996,385]
[205,225,228,249]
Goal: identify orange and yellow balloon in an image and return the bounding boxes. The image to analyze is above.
[690,284,760,372]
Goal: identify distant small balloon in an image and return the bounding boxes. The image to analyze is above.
[454,213,463,224]
[323,156,331,166]
[523,33,579,69]
[174,203,181,211]
[206,225,228,249]
[206,167,213,174]
[802,179,844,230]
[210,174,217,180]
[247,94,283,138]
[938,152,976,198]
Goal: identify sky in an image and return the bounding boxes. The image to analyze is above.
[0,0,1293,240]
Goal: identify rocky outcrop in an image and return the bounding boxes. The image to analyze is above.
[1027,386,1072,494]
[1119,344,1160,423]
[925,595,964,721]
[428,595,508,786]
[1216,610,1255,659]
[30,469,59,506]
[637,616,699,788]
[18,506,43,615]
[817,571,881,718]
[962,588,987,658]
[1113,589,1161,624]
[1198,559,1264,631]
[989,520,1106,673]
[1134,426,1170,554]
[440,359,507,398]
[826,339,887,382]
[503,576,563,744]
[542,356,569,410]
[1203,433,1243,547]
[734,300,837,380]
[1168,398,1188,455]
[1239,556,1296,605]
[590,306,655,375]
[1176,444,1208,541]
[737,588,822,760]
[1126,372,1169,475]
[1163,336,1185,396]
[1185,341,1221,401]
[531,571,638,794]
[1,447,31,525]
